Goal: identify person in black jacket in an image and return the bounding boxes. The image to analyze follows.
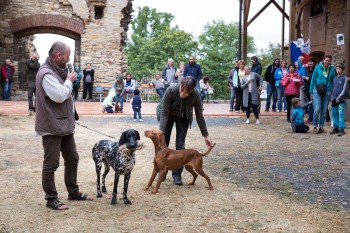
[183,56,202,91]
[26,53,40,112]
[251,56,262,75]
[302,58,316,124]
[264,58,280,111]
[82,63,94,101]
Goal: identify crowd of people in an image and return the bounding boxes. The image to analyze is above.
[2,45,349,134]
[228,54,350,135]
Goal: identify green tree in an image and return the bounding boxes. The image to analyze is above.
[126,7,198,79]
[198,20,256,99]
[258,42,289,75]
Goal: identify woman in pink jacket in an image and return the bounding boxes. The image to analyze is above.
[281,63,303,123]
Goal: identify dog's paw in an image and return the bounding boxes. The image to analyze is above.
[123,198,132,205]
[151,189,158,194]
[96,192,103,198]
[111,196,117,205]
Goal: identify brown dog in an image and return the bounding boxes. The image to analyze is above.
[144,129,215,193]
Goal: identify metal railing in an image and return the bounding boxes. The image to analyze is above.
[131,72,268,102]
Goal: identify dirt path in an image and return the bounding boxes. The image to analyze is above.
[0,115,349,232]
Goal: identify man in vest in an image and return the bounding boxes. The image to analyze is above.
[35,41,92,210]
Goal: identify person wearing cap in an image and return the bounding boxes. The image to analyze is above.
[113,74,125,113]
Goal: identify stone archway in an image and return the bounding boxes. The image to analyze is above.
[0,0,132,99]
[8,14,84,91]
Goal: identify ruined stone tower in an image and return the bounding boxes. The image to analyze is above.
[0,0,132,98]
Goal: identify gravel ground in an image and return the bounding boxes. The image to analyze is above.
[1,115,350,232]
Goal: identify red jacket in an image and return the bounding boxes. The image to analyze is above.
[1,64,15,80]
[281,72,303,95]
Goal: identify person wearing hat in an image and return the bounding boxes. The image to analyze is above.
[113,74,125,113]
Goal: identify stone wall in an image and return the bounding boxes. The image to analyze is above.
[326,0,347,65]
[0,0,132,99]
[300,0,347,64]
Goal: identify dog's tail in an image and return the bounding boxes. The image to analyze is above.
[201,143,216,157]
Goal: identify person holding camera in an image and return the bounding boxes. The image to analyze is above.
[26,53,40,111]
[82,63,94,101]
[1,58,15,100]
[309,55,336,134]
[281,63,303,123]
[302,58,316,124]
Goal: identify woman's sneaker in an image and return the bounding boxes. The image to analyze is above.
[305,120,313,124]
[245,119,250,124]
[318,127,326,134]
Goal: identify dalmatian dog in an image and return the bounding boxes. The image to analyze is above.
[92,129,143,205]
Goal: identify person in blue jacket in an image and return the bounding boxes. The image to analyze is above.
[274,59,288,112]
[329,63,349,136]
[183,56,202,91]
[72,66,82,100]
[310,55,336,134]
[290,97,309,133]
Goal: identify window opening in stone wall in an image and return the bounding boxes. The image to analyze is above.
[95,6,104,19]
[310,0,326,17]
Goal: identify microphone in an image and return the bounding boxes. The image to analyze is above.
[67,63,73,73]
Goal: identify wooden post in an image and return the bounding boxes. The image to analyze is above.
[281,0,285,60]
[243,0,248,61]
[289,0,296,62]
[238,0,242,60]
[346,0,350,74]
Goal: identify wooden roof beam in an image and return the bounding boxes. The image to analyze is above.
[271,0,289,20]
[247,1,272,26]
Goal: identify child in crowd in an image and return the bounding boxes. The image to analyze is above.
[130,89,143,121]
[330,63,348,136]
[290,97,309,133]
[102,88,116,113]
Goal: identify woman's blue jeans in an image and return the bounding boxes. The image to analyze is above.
[266,83,277,110]
[312,91,330,127]
[3,80,12,100]
[115,94,124,110]
[276,85,287,111]
[230,86,235,110]
[201,90,208,102]
[304,94,313,122]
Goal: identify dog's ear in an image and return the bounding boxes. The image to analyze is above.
[118,132,126,146]
[135,130,140,141]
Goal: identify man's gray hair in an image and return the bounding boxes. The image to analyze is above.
[48,41,68,57]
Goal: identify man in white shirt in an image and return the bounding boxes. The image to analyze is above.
[35,41,92,210]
